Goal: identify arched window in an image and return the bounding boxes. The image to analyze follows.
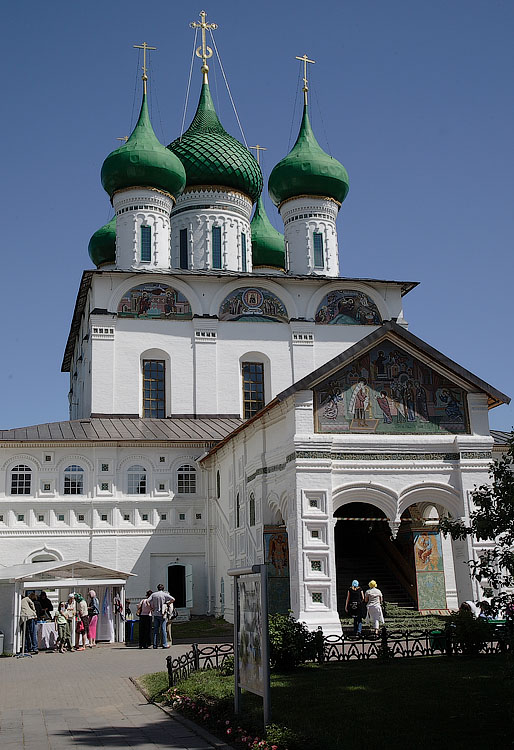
[242,362,265,418]
[236,492,240,528]
[249,493,256,527]
[128,465,147,495]
[142,360,166,417]
[11,465,31,495]
[177,464,196,494]
[64,465,84,495]
[216,470,221,499]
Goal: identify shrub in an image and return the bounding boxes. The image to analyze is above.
[268,613,320,670]
[217,654,234,677]
[447,611,491,654]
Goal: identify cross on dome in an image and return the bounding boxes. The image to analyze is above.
[190,10,218,83]
[133,41,157,93]
[295,54,315,105]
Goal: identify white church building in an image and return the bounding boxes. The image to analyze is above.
[0,23,510,637]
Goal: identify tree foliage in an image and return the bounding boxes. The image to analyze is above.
[440,436,514,595]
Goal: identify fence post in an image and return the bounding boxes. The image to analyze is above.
[166,654,174,687]
[192,642,200,671]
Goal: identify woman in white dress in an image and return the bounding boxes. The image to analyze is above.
[365,580,384,637]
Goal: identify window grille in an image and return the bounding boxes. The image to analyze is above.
[242,362,264,419]
[128,465,147,494]
[179,228,188,269]
[177,464,196,494]
[313,232,324,268]
[212,226,222,269]
[241,232,247,272]
[141,225,151,262]
[143,360,165,418]
[11,465,31,495]
[64,465,84,495]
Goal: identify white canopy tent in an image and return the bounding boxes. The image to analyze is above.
[0,560,135,654]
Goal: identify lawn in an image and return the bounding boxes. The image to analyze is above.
[155,655,513,750]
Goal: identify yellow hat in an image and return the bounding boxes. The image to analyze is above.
[369,580,377,588]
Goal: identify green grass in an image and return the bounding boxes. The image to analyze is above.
[166,656,513,750]
[173,617,233,640]
[341,603,449,632]
[136,671,169,702]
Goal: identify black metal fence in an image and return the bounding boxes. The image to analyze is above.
[166,627,508,687]
[166,643,234,686]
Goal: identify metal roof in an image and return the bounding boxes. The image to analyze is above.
[0,417,243,443]
[491,429,513,446]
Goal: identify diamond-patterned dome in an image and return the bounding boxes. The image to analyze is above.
[168,84,262,202]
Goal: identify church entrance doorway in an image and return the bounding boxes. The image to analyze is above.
[334,502,417,614]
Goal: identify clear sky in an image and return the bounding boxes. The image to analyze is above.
[1,0,513,430]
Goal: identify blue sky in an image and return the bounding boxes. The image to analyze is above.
[2,0,513,430]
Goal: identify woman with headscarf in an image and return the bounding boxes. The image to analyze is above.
[74,594,90,650]
[365,580,384,638]
[345,579,364,638]
[87,590,100,646]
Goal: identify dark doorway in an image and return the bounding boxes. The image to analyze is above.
[334,502,416,613]
[168,565,186,607]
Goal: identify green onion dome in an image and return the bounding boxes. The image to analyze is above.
[88,216,116,267]
[101,92,186,199]
[251,197,285,269]
[167,83,263,203]
[268,105,349,207]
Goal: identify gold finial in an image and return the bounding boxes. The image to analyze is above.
[117,136,129,143]
[295,54,315,105]
[250,145,267,165]
[133,41,157,94]
[190,10,218,84]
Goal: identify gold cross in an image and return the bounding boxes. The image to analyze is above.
[190,10,218,82]
[295,54,315,104]
[117,136,129,143]
[133,41,157,93]
[250,145,267,165]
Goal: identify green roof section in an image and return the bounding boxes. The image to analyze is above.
[167,83,263,202]
[101,91,186,199]
[268,104,349,207]
[88,216,116,267]
[250,197,285,269]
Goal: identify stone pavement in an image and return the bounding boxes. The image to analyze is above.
[0,644,220,749]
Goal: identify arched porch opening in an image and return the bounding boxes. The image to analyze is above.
[334,501,417,614]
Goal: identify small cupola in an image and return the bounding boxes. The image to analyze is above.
[88,216,116,268]
[251,197,285,272]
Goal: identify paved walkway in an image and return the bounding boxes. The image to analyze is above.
[0,644,220,749]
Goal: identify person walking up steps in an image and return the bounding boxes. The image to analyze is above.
[345,579,364,637]
[365,580,384,638]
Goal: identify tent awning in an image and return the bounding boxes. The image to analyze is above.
[0,560,135,584]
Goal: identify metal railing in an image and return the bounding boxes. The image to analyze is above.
[166,627,508,687]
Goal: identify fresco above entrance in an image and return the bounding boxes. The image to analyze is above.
[315,341,469,434]
[315,289,382,325]
[117,283,192,319]
[219,287,288,323]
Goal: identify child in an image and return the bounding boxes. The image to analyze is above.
[55,602,72,652]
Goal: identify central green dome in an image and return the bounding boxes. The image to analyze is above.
[101,91,186,199]
[251,197,285,270]
[268,105,349,207]
[168,83,263,202]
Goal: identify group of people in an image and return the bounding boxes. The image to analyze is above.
[19,590,100,654]
[345,579,385,638]
[136,584,176,649]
